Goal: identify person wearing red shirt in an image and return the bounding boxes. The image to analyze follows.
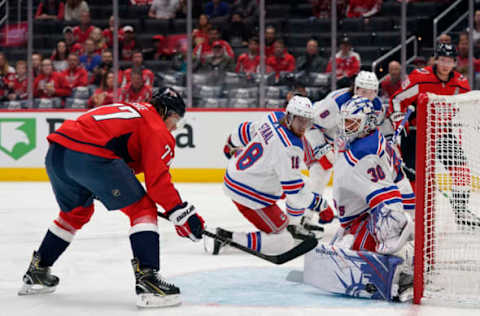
[62,53,88,89]
[388,43,477,227]
[346,0,382,18]
[456,32,480,76]
[72,10,94,44]
[34,59,72,99]
[120,26,143,61]
[35,0,65,20]
[18,87,205,308]
[380,60,402,101]
[120,69,152,103]
[7,60,28,101]
[63,26,84,55]
[326,37,361,86]
[88,71,115,108]
[0,52,16,101]
[192,14,211,47]
[193,26,234,61]
[235,36,260,74]
[103,16,125,48]
[122,51,155,87]
[266,39,296,79]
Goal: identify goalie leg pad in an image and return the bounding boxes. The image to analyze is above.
[304,243,403,301]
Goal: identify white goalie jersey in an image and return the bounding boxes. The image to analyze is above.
[224,111,317,220]
[333,129,414,229]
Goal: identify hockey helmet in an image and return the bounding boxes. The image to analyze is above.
[436,43,457,59]
[151,87,186,118]
[339,96,377,141]
[286,95,314,120]
[354,71,379,93]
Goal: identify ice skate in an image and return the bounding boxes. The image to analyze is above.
[131,258,181,308]
[203,227,232,255]
[18,251,59,296]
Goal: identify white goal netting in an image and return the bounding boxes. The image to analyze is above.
[419,92,480,305]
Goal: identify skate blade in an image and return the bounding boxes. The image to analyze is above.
[18,283,56,296]
[136,293,181,308]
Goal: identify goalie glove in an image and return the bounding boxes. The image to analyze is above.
[166,202,205,242]
[223,135,240,159]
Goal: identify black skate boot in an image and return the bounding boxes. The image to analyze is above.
[450,190,480,229]
[287,224,315,241]
[131,258,181,308]
[18,251,59,296]
[212,227,233,255]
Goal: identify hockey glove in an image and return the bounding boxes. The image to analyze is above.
[223,135,240,159]
[308,193,335,224]
[167,202,205,242]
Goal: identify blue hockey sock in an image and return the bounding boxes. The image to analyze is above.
[37,230,70,267]
[129,231,160,270]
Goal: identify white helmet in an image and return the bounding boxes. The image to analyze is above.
[286,95,314,120]
[354,71,379,93]
[339,96,377,141]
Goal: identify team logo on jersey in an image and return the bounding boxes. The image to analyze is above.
[0,118,36,160]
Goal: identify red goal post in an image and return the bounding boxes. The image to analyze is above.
[414,91,480,305]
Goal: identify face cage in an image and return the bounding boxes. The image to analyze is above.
[340,113,375,141]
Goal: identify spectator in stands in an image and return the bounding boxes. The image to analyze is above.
[310,0,347,19]
[0,53,16,102]
[149,0,180,20]
[62,53,88,89]
[411,56,426,69]
[63,26,84,55]
[34,59,71,99]
[456,32,480,76]
[120,25,142,61]
[32,53,43,77]
[438,33,452,45]
[35,0,65,20]
[51,41,70,72]
[380,60,402,101]
[120,68,152,103]
[197,41,235,73]
[175,0,188,18]
[122,51,155,87]
[79,39,102,74]
[91,50,123,86]
[265,25,277,58]
[88,71,115,108]
[89,27,108,55]
[296,39,327,73]
[193,14,211,47]
[172,43,187,72]
[204,0,230,24]
[7,60,28,101]
[194,26,234,61]
[285,83,307,105]
[64,0,89,22]
[103,16,125,48]
[346,0,382,18]
[231,0,259,28]
[266,39,296,79]
[472,10,480,57]
[72,10,94,45]
[130,0,153,5]
[235,36,260,74]
[326,36,361,87]
[223,11,250,47]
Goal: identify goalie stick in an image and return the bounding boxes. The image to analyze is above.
[157,212,318,265]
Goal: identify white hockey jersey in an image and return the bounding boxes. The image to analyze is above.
[224,111,317,219]
[305,88,384,161]
[333,129,414,229]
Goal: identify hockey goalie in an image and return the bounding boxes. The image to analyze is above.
[303,96,415,302]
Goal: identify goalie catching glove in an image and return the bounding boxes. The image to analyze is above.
[308,193,335,224]
[166,202,205,242]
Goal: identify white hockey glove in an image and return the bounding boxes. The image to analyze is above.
[166,202,205,242]
[368,203,414,255]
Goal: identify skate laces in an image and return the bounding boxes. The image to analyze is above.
[153,272,175,289]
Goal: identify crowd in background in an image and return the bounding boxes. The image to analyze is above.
[0,0,475,108]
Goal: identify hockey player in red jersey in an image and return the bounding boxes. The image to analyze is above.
[388,43,478,227]
[18,87,205,308]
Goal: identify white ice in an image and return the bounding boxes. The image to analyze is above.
[1,182,479,316]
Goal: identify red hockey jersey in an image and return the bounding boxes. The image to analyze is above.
[388,65,471,128]
[47,102,182,212]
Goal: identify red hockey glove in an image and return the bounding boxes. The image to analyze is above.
[223,135,240,159]
[166,202,205,242]
[308,193,335,224]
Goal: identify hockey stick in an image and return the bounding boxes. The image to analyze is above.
[157,212,318,265]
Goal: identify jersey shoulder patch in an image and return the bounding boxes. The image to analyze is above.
[348,129,383,162]
[267,111,285,124]
[274,124,304,150]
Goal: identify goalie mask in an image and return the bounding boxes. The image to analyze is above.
[339,96,377,142]
[354,71,379,101]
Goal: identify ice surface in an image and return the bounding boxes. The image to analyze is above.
[1,182,479,316]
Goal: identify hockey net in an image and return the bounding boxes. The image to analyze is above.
[414,92,480,305]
